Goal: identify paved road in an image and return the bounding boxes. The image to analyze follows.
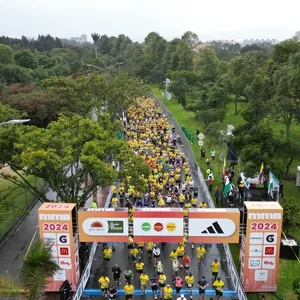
[86,241,231,299]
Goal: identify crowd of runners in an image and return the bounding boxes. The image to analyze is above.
[97,98,225,299]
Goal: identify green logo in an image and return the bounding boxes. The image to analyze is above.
[141,222,151,232]
[107,221,124,233]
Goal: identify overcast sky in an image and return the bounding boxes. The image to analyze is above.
[0,0,299,42]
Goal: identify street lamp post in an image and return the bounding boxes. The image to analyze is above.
[0,119,31,126]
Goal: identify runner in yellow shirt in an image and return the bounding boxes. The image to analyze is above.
[98,275,110,297]
[191,197,197,208]
[140,272,149,295]
[211,259,221,281]
[170,249,178,262]
[199,201,208,208]
[163,284,173,300]
[135,258,144,273]
[146,242,153,259]
[213,277,225,300]
[124,283,134,300]
[196,245,206,267]
[130,246,139,262]
[176,244,185,268]
[103,247,113,261]
[185,272,194,298]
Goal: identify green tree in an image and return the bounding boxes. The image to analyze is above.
[272,39,300,65]
[50,48,81,73]
[193,47,221,83]
[280,197,300,234]
[170,75,188,107]
[0,44,14,64]
[14,50,37,69]
[181,31,200,49]
[272,52,300,137]
[172,40,194,70]
[0,240,59,300]
[1,115,150,204]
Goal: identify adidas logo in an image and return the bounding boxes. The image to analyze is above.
[189,218,237,237]
[201,222,224,234]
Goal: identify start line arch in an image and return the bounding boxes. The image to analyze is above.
[38,201,283,295]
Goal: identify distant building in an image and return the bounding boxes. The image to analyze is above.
[241,38,279,46]
[70,34,87,44]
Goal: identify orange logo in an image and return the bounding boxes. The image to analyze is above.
[166,222,176,232]
[154,222,164,232]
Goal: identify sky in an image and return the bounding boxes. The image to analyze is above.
[0,0,299,42]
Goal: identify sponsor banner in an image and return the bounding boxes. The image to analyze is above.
[243,201,283,292]
[38,203,78,292]
[188,208,240,243]
[133,208,184,242]
[78,210,129,242]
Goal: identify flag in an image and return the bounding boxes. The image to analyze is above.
[258,162,264,183]
[223,176,231,197]
[268,171,280,200]
[223,158,226,175]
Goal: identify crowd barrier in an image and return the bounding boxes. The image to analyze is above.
[155,97,247,300]
[83,288,237,297]
[72,186,113,300]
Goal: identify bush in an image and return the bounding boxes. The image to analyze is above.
[292,277,300,299]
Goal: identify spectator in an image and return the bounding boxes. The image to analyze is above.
[200,148,206,160]
[112,264,121,286]
[91,199,98,208]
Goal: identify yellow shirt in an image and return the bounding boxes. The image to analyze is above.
[211,261,220,273]
[185,275,194,284]
[191,198,197,205]
[179,195,185,203]
[159,274,166,284]
[138,242,144,248]
[163,287,173,299]
[183,209,189,217]
[176,246,185,256]
[111,197,118,206]
[146,242,153,250]
[197,247,206,258]
[99,276,110,289]
[130,248,138,256]
[213,280,224,291]
[140,274,149,286]
[135,262,144,271]
[170,251,178,260]
[103,248,112,259]
[185,203,191,208]
[158,199,165,207]
[124,284,134,295]
[199,202,208,208]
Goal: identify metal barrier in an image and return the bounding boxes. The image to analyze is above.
[155,96,247,300]
[72,186,113,300]
[83,288,237,297]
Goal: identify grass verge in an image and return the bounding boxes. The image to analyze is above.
[0,174,43,240]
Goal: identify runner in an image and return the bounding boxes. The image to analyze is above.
[124,283,134,300]
[140,271,149,295]
[170,248,178,263]
[183,253,191,275]
[152,244,161,267]
[112,264,121,286]
[150,274,159,299]
[197,276,209,300]
[196,245,206,267]
[146,241,154,259]
[185,272,194,299]
[135,257,144,273]
[130,244,139,263]
[176,243,185,268]
[108,286,118,300]
[177,294,187,300]
[213,277,225,300]
[98,275,110,297]
[138,242,144,254]
[172,257,180,276]
[163,284,173,300]
[103,246,113,262]
[173,275,183,297]
[211,259,221,282]
[123,268,134,285]
[158,272,167,298]
[156,261,164,275]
